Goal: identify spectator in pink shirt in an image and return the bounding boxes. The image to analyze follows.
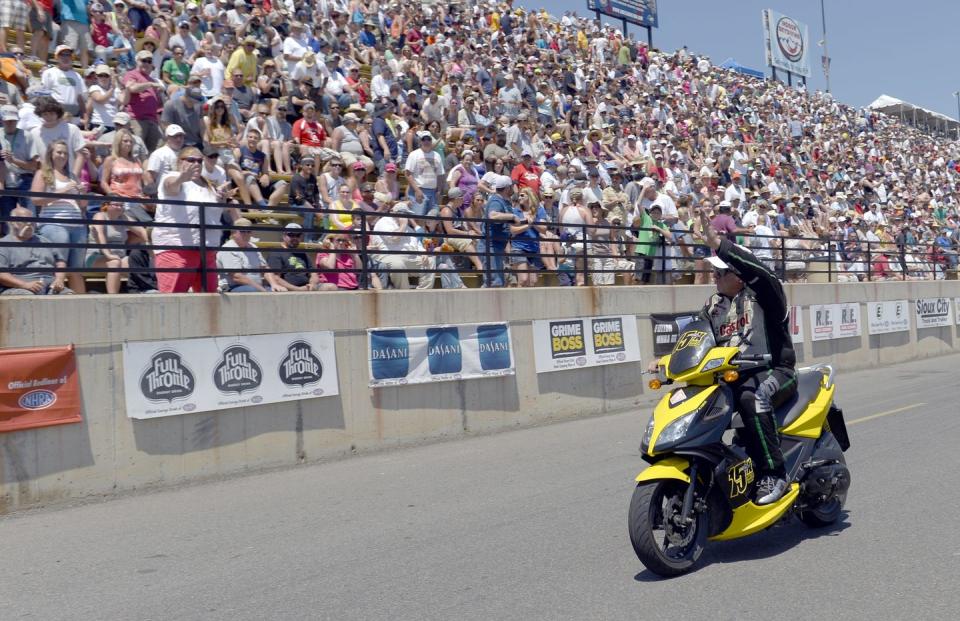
[122,50,164,151]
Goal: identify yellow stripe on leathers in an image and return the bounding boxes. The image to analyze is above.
[709,484,800,541]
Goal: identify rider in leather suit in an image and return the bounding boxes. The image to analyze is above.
[698,210,797,504]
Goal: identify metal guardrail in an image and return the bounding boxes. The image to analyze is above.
[0,190,954,292]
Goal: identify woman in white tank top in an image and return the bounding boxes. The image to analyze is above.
[559,188,595,286]
[30,140,89,293]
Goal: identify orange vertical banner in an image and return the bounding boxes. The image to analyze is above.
[0,345,82,433]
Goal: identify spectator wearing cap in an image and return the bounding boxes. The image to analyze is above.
[371,103,401,171]
[292,102,329,174]
[162,75,205,148]
[123,50,166,151]
[41,46,87,121]
[332,113,373,172]
[154,146,231,293]
[226,36,259,88]
[200,144,228,188]
[143,124,186,199]
[87,65,121,132]
[404,130,444,216]
[56,0,90,67]
[369,202,437,290]
[168,19,200,63]
[0,105,40,231]
[482,175,518,287]
[511,151,542,195]
[216,218,271,292]
[94,112,148,162]
[321,54,357,113]
[375,161,400,200]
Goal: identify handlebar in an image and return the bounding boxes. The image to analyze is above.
[737,354,772,363]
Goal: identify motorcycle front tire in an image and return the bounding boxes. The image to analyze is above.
[628,481,708,577]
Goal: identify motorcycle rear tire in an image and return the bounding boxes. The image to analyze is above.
[628,481,708,577]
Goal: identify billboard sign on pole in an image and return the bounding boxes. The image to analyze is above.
[586,0,658,28]
[762,9,811,77]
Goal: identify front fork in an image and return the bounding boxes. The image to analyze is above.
[677,461,699,526]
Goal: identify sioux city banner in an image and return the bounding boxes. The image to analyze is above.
[368,323,514,387]
[0,345,82,433]
[915,297,954,329]
[650,312,700,356]
[810,303,862,341]
[867,300,910,335]
[123,332,339,419]
[532,315,641,373]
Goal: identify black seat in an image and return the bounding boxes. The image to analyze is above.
[775,369,824,429]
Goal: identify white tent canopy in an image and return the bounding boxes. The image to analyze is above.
[868,95,958,137]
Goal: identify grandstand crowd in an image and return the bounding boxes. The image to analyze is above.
[0,0,958,294]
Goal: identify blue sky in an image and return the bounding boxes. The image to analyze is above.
[517,0,960,119]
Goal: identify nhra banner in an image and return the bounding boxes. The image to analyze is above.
[532,315,641,373]
[810,303,862,341]
[915,297,954,329]
[650,312,700,357]
[867,300,910,335]
[0,345,82,433]
[123,332,339,419]
[367,323,514,388]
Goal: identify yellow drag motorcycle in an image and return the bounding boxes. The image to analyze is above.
[629,318,851,577]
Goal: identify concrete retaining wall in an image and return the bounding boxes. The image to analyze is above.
[1,281,958,512]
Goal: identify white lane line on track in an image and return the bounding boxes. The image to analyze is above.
[847,403,926,426]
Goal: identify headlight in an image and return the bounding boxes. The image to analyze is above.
[655,411,698,448]
[642,416,655,447]
[701,357,724,372]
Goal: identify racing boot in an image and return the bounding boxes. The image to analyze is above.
[755,475,788,505]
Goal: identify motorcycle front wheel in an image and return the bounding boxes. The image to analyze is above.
[628,480,708,577]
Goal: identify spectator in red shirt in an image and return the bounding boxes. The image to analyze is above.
[510,151,542,195]
[292,102,327,175]
[316,234,361,290]
[122,50,165,151]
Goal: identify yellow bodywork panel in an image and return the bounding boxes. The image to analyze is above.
[635,456,691,483]
[647,385,718,457]
[709,483,800,541]
[781,381,835,438]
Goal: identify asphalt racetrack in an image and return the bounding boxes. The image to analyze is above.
[2,354,958,620]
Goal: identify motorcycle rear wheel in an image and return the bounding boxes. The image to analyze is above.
[628,481,708,577]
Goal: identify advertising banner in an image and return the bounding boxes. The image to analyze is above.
[650,312,700,356]
[956,298,960,325]
[368,323,514,388]
[867,300,911,335]
[915,297,954,329]
[532,315,641,373]
[0,345,82,433]
[810,303,861,341]
[762,9,811,77]
[586,0,658,28]
[788,305,804,344]
[123,332,339,419]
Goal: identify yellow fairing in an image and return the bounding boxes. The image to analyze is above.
[669,347,741,385]
[709,483,800,541]
[647,386,718,457]
[781,380,835,438]
[635,456,691,483]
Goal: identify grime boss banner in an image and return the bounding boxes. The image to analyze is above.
[123,332,339,419]
[532,315,641,373]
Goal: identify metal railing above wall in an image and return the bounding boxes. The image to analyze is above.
[0,190,954,293]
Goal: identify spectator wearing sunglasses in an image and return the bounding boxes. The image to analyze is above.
[122,50,165,151]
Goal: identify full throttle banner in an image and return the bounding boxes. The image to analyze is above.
[0,345,82,433]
